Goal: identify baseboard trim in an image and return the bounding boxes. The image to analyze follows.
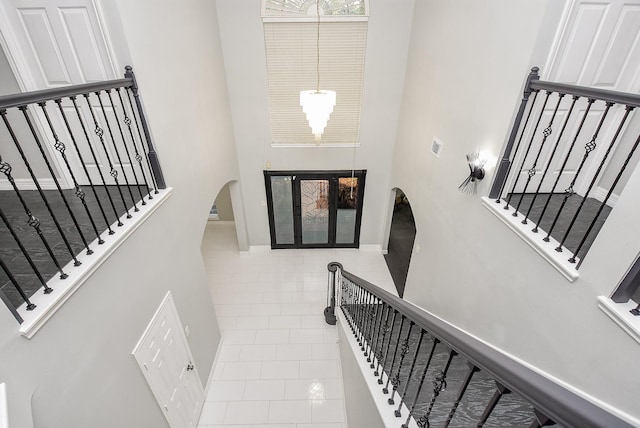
[592,186,617,207]
[249,245,271,253]
[0,178,58,191]
[359,244,383,253]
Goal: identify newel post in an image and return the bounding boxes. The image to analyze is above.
[124,66,166,189]
[325,262,343,325]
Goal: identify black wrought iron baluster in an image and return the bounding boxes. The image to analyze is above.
[534,99,595,232]
[346,280,356,332]
[529,96,579,232]
[365,293,378,355]
[517,93,565,224]
[2,109,83,268]
[115,88,149,203]
[395,329,425,417]
[20,105,88,263]
[96,91,138,213]
[506,91,551,210]
[39,102,98,253]
[361,291,374,354]
[374,304,391,376]
[388,321,414,405]
[339,279,347,308]
[383,315,406,394]
[369,300,386,368]
[0,206,52,294]
[562,106,633,262]
[528,409,555,428]
[377,309,397,384]
[357,287,368,348]
[416,349,457,428]
[443,363,480,428]
[492,67,540,201]
[545,102,613,245]
[365,296,381,363]
[124,87,156,197]
[106,89,142,210]
[578,133,640,271]
[402,338,440,428]
[476,382,511,427]
[357,288,369,348]
[84,93,131,220]
[0,256,36,311]
[354,285,364,345]
[19,106,87,265]
[125,66,165,190]
[0,157,67,279]
[55,98,109,241]
[341,279,354,329]
[70,96,120,231]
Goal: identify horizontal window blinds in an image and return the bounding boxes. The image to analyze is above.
[264,21,367,145]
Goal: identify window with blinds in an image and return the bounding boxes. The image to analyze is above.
[263,20,367,146]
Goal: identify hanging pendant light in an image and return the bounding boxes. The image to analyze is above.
[300,1,335,142]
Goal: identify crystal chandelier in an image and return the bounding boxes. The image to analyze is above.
[300,1,335,142]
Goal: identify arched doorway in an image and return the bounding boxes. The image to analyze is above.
[384,189,416,298]
[203,180,249,252]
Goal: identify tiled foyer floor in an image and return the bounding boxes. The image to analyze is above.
[198,221,396,428]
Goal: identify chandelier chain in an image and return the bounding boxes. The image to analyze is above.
[316,0,320,92]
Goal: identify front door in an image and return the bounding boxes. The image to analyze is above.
[264,170,366,248]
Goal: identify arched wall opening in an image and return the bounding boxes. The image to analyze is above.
[201,180,249,252]
[383,188,416,298]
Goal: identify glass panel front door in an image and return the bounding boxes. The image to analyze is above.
[336,177,358,244]
[270,176,295,245]
[265,170,366,248]
[300,179,330,244]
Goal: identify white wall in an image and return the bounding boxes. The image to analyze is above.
[216,0,414,247]
[0,0,239,426]
[392,0,640,421]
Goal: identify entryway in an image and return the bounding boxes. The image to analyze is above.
[384,189,416,298]
[264,170,366,248]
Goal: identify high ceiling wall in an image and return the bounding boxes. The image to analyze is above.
[216,0,415,247]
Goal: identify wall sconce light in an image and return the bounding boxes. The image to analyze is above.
[458,152,486,195]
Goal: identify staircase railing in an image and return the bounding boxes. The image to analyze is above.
[0,67,165,321]
[325,262,632,428]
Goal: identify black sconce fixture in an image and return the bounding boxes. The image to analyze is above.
[458,152,486,195]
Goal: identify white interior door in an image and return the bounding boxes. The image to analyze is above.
[132,292,205,428]
[512,0,640,199]
[0,0,140,187]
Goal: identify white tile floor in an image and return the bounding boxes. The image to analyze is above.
[198,222,396,428]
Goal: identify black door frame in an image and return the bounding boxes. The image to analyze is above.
[264,170,367,249]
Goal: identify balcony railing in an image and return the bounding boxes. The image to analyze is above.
[0,67,165,322]
[485,67,640,276]
[325,262,633,427]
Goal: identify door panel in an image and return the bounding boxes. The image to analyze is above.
[300,179,330,245]
[527,0,640,197]
[269,175,296,245]
[336,177,359,244]
[133,292,204,428]
[265,170,366,248]
[1,0,138,187]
